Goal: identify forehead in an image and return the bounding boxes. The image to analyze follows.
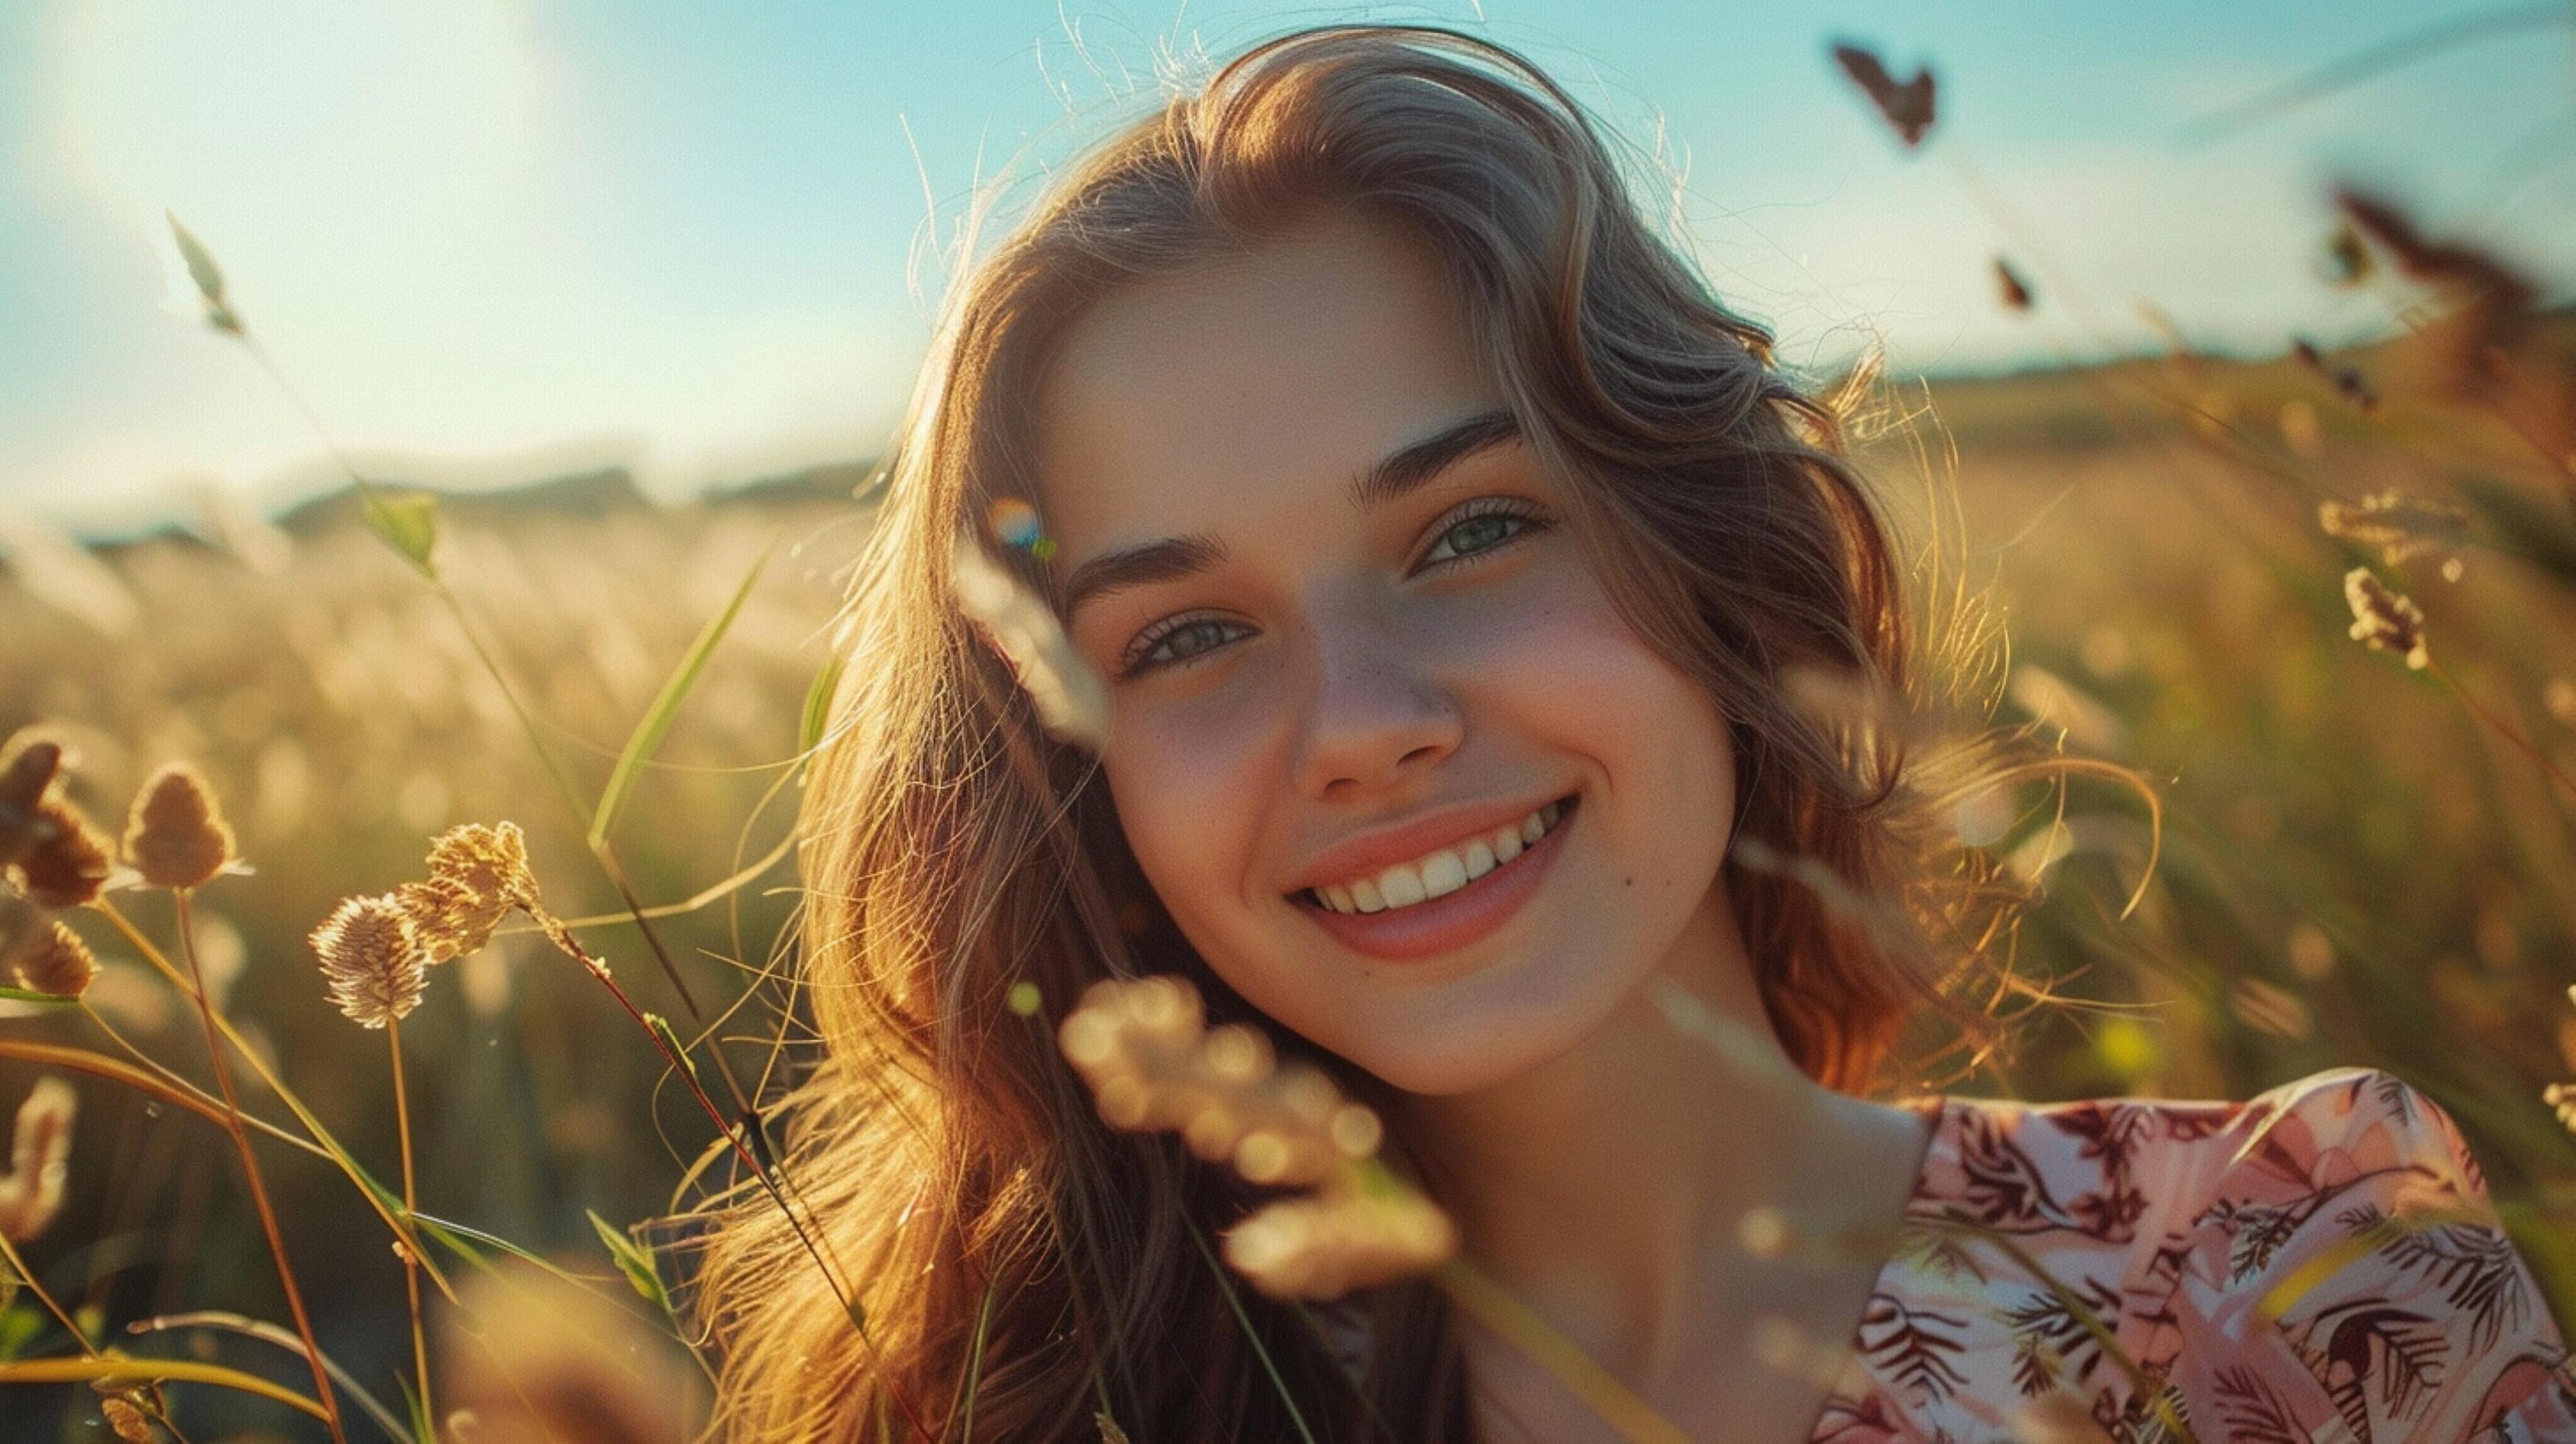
[1030,209,1500,547]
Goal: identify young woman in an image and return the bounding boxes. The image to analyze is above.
[687,24,2576,1441]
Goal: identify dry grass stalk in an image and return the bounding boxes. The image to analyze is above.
[2342,567,2429,670]
[7,916,99,999]
[2292,337,2380,415]
[1057,975,1455,1300]
[122,762,236,891]
[0,1076,77,1243]
[309,894,429,1029]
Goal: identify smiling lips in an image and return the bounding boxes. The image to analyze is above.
[1288,794,1579,962]
[1302,799,1568,914]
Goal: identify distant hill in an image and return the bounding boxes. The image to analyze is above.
[272,464,655,537]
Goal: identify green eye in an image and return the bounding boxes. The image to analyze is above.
[1123,617,1251,677]
[1419,502,1545,567]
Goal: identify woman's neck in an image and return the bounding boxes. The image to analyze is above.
[1389,872,1933,1398]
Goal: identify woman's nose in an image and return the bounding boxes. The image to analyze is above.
[1289,611,1464,802]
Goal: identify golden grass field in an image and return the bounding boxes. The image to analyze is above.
[5,52,2576,1439]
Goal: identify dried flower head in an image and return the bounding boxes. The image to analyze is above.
[10,799,113,908]
[398,874,510,965]
[0,740,62,872]
[1059,975,1455,1301]
[425,821,536,914]
[98,1394,153,1444]
[1221,1186,1457,1303]
[1993,256,2033,312]
[310,892,429,1028]
[2344,567,2429,670]
[0,1076,77,1243]
[7,916,99,999]
[122,761,236,891]
[1830,42,1936,147]
[2318,490,2470,571]
[2334,186,2540,402]
[1059,976,1386,1187]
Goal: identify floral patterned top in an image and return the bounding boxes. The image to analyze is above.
[1809,1067,2576,1443]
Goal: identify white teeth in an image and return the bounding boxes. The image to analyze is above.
[1379,866,1428,908]
[1462,839,1496,880]
[1419,850,1468,900]
[1309,798,1571,914]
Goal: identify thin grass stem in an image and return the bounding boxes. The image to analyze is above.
[172,890,347,1443]
[388,1020,434,1431]
[0,1226,94,1357]
[2429,657,2576,801]
[1427,1255,1687,1443]
[88,899,458,1305]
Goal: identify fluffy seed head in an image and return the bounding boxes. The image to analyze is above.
[426,821,538,914]
[398,873,510,964]
[1059,975,1387,1188]
[99,1396,152,1444]
[311,893,429,1028]
[2319,491,2469,569]
[7,917,98,999]
[10,799,113,908]
[122,761,236,891]
[1220,1188,1456,1303]
[2345,568,2429,670]
[0,740,63,872]
[0,1076,77,1243]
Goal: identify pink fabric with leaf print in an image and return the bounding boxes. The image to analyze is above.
[1808,1068,2576,1443]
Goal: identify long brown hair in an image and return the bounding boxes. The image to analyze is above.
[683,22,2048,1440]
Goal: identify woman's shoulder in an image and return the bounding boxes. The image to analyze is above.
[1910,1065,2485,1233]
[1816,1068,2576,1441]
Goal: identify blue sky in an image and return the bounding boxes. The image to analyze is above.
[4,1,2570,531]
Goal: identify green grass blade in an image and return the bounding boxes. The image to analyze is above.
[1183,1216,1317,1444]
[954,1266,1000,1441]
[801,653,845,756]
[0,986,82,1006]
[359,490,441,578]
[588,1210,673,1314]
[589,543,771,851]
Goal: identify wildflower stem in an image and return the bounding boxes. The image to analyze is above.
[388,1020,434,1432]
[533,917,931,1440]
[170,891,347,1443]
[0,1224,93,1356]
[127,1311,415,1443]
[2427,658,2576,802]
[72,1006,369,1171]
[88,899,457,1305]
[1427,1255,1688,1443]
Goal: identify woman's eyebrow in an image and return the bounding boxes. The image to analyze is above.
[1056,407,1521,620]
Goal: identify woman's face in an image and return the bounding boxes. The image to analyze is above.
[1031,208,1739,1096]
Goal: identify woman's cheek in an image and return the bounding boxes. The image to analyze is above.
[1108,703,1268,911]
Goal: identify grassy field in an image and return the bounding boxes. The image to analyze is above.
[5,231,2576,1444]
